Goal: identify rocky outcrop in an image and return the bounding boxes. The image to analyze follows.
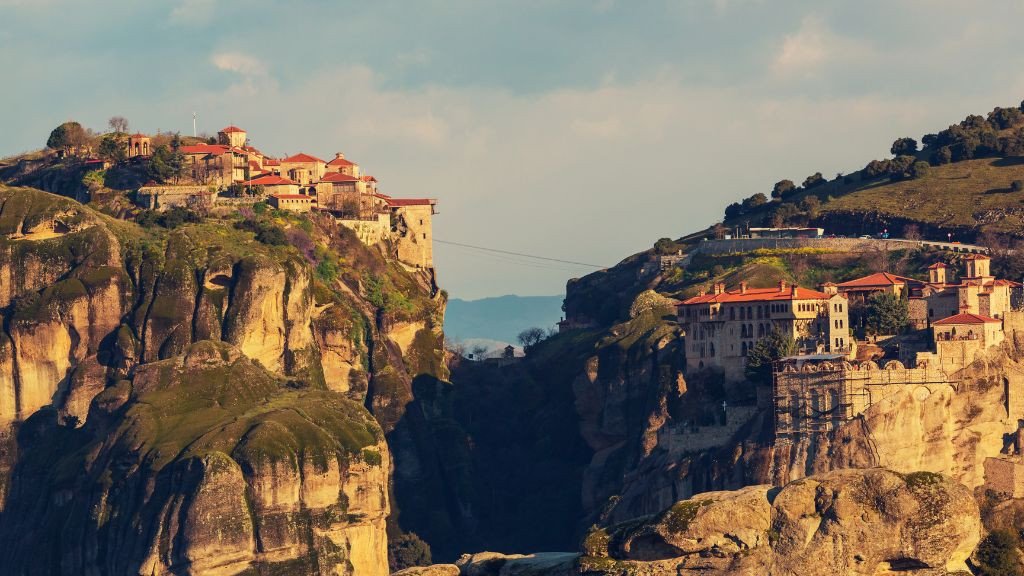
[0,341,391,575]
[0,187,447,574]
[581,468,980,576]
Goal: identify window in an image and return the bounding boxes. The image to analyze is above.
[422,233,427,239]
[730,307,735,320]
[709,343,715,357]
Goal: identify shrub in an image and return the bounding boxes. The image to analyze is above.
[802,172,825,188]
[909,161,930,179]
[890,137,918,156]
[974,530,1023,576]
[388,532,432,572]
[1012,180,1023,192]
[771,179,796,200]
[136,206,202,229]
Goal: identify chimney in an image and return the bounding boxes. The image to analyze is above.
[714,283,725,295]
[698,288,707,297]
[779,280,787,293]
[791,284,799,296]
[739,281,748,294]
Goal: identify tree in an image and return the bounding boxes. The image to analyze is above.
[168,133,185,182]
[97,132,127,164]
[909,160,930,179]
[800,195,821,218]
[388,532,432,572]
[108,116,129,134]
[930,146,952,165]
[147,145,175,183]
[724,202,743,219]
[902,224,921,240]
[988,106,1024,130]
[517,327,547,350]
[973,529,1023,576]
[745,330,796,386]
[802,172,825,189]
[921,133,938,148]
[743,193,768,209]
[890,137,918,156]
[770,203,802,227]
[863,159,891,178]
[865,292,909,336]
[46,121,88,156]
[771,179,796,200]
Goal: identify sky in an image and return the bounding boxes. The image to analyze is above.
[3,1,1024,299]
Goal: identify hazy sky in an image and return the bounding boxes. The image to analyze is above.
[3,1,1024,299]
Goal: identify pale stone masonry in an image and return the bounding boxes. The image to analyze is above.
[678,280,851,382]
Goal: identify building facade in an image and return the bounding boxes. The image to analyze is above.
[678,281,851,381]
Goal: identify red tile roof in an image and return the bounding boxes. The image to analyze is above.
[242,175,298,186]
[320,172,359,183]
[361,175,377,182]
[681,285,833,305]
[263,158,280,166]
[385,198,436,207]
[964,254,991,261]
[281,152,325,164]
[327,156,356,167]
[927,262,948,269]
[836,272,921,289]
[932,312,1001,325]
[180,144,231,156]
[219,125,246,134]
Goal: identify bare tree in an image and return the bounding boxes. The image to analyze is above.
[517,327,547,351]
[108,116,129,134]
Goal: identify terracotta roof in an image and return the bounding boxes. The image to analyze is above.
[994,279,1024,287]
[964,254,991,261]
[263,158,280,166]
[180,144,231,156]
[327,156,356,167]
[271,194,312,200]
[281,152,325,164]
[932,312,1001,325]
[242,175,298,186]
[927,262,948,269]
[836,272,921,289]
[681,285,832,305]
[219,125,246,134]
[386,198,436,207]
[361,175,377,182]
[129,133,148,139]
[320,172,359,183]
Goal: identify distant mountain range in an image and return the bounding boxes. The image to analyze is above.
[445,294,564,347]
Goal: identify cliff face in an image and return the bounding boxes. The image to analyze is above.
[0,187,447,575]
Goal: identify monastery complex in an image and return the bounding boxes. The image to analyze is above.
[131,125,436,270]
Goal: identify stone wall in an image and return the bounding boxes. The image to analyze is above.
[984,457,1024,498]
[338,214,390,246]
[659,405,759,455]
[137,185,216,210]
[693,237,988,257]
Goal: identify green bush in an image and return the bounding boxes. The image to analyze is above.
[388,532,432,572]
[975,530,1024,576]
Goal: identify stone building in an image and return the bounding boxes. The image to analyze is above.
[268,194,313,213]
[281,153,326,186]
[386,198,437,269]
[127,133,151,158]
[180,144,247,186]
[217,125,248,148]
[326,153,360,178]
[678,281,851,382]
[240,174,300,196]
[835,272,924,306]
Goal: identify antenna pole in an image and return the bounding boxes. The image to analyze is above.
[193,112,197,137]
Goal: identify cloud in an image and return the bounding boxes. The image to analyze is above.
[771,15,874,78]
[211,51,267,77]
[170,0,215,26]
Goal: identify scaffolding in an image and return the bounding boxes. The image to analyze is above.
[772,355,954,444]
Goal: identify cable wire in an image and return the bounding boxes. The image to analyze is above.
[435,239,607,268]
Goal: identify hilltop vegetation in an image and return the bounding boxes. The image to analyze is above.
[721,101,1024,242]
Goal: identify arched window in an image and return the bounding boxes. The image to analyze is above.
[709,343,715,357]
[741,342,748,356]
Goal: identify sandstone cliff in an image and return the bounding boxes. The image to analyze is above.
[0,187,448,574]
